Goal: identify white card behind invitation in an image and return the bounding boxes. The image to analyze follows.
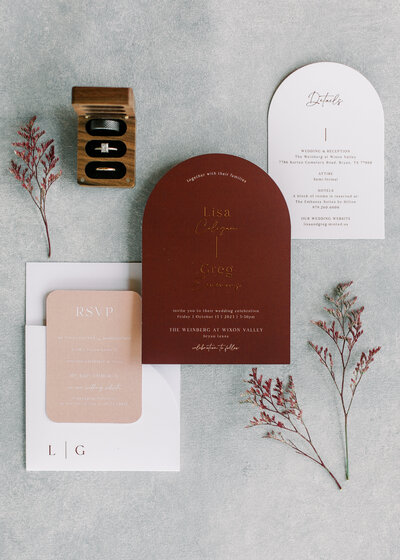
[25,263,180,471]
[268,62,384,239]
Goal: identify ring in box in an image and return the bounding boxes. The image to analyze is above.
[72,87,135,188]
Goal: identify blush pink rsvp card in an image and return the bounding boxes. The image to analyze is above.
[46,290,142,423]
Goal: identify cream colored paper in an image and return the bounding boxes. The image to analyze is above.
[268,62,384,239]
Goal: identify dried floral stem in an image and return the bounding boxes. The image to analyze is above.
[309,282,381,480]
[9,116,62,257]
[242,369,341,490]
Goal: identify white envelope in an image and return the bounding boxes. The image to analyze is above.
[25,262,180,471]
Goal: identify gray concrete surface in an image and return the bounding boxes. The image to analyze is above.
[1,1,399,558]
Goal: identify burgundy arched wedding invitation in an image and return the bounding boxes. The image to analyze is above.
[142,154,290,364]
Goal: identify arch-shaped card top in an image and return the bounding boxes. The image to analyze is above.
[268,62,384,239]
[142,153,291,365]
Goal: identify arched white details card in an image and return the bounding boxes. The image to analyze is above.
[268,62,384,239]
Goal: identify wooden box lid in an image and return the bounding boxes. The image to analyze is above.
[72,87,135,117]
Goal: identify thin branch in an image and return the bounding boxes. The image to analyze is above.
[310,282,381,480]
[243,371,341,490]
[9,117,61,258]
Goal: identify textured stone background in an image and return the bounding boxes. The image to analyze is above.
[1,1,399,559]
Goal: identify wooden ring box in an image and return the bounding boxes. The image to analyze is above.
[72,87,135,188]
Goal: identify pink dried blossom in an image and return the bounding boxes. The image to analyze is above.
[309,281,381,480]
[242,368,341,490]
[9,116,62,257]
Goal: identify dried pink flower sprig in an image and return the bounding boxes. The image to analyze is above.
[309,281,381,480]
[243,368,341,490]
[9,116,62,257]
